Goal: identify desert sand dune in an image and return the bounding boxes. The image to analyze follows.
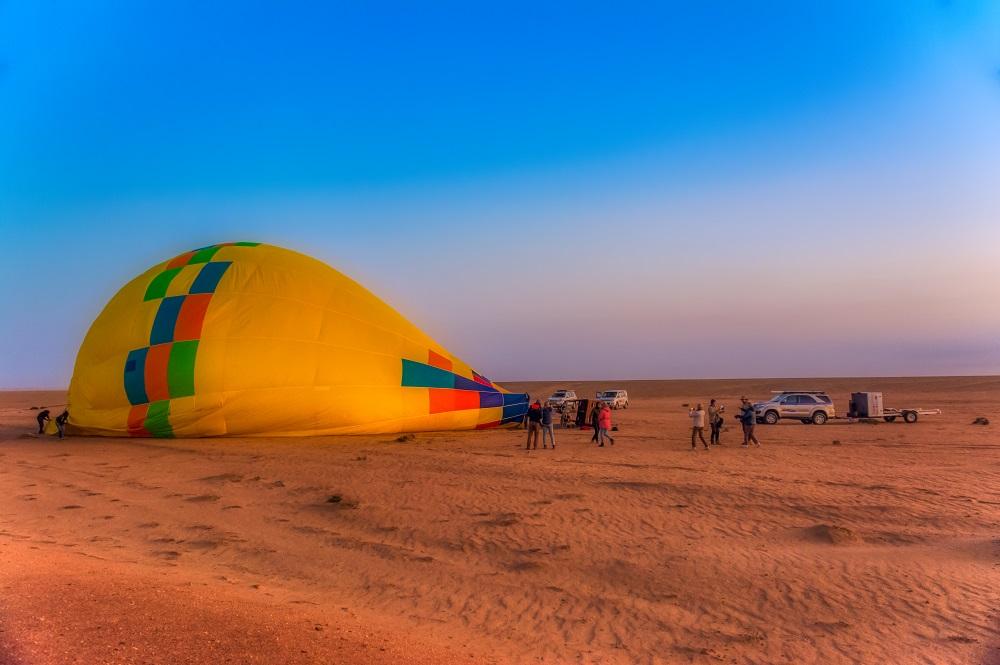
[1,378,998,664]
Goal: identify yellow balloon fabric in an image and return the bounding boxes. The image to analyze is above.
[67,243,528,437]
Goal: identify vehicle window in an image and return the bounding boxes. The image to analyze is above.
[782,396,798,404]
[816,395,831,404]
[798,395,817,404]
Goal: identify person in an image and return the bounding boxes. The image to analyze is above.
[520,394,532,429]
[541,403,556,449]
[597,402,615,447]
[590,401,601,444]
[525,400,543,450]
[55,410,69,439]
[708,399,725,445]
[689,403,709,450]
[738,397,760,447]
[36,409,51,435]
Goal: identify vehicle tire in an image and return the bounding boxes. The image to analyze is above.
[623,402,628,409]
[903,411,918,424]
[811,411,828,425]
[884,416,897,423]
[763,410,779,425]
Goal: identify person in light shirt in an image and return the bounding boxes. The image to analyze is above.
[689,403,709,450]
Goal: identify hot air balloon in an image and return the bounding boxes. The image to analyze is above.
[67,243,528,437]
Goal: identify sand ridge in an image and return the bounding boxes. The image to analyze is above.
[1,377,998,664]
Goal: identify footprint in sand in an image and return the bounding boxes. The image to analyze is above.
[198,473,244,484]
[507,560,543,572]
[185,494,221,503]
[800,524,859,545]
[479,513,520,527]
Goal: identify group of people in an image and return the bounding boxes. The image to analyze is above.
[36,409,69,439]
[523,395,765,451]
[524,399,616,449]
[688,396,761,449]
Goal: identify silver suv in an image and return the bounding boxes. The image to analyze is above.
[754,391,835,425]
[597,390,629,409]
[546,389,578,407]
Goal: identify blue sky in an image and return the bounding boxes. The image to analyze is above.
[2,1,999,387]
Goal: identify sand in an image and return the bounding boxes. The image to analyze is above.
[1,377,998,664]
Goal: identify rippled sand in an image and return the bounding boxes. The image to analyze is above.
[1,377,998,664]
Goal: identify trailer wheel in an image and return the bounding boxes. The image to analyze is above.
[903,411,918,424]
[763,410,779,425]
[884,416,897,423]
[811,411,828,425]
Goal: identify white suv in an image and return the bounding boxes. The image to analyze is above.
[754,391,835,425]
[546,390,578,407]
[597,390,629,409]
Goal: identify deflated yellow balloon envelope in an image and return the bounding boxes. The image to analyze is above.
[67,242,528,437]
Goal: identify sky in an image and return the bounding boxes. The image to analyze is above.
[1,1,999,387]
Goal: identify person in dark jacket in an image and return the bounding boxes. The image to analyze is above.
[708,399,725,445]
[590,402,601,443]
[36,409,51,434]
[738,397,760,447]
[55,410,69,439]
[541,404,556,449]
[525,401,542,450]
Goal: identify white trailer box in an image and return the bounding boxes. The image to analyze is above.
[850,392,883,418]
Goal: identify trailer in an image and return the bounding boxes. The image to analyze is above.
[847,392,941,423]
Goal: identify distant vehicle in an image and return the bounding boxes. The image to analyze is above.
[597,389,629,410]
[546,389,578,407]
[754,391,835,425]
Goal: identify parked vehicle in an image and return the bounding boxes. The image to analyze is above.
[596,389,629,409]
[754,391,835,425]
[848,392,941,423]
[546,389,578,407]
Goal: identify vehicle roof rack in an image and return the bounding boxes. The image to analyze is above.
[771,390,828,394]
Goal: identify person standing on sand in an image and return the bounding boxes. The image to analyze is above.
[590,402,601,444]
[708,399,725,445]
[598,402,615,447]
[541,403,556,449]
[526,400,543,450]
[738,397,760,447]
[689,403,709,450]
[36,409,51,435]
[55,410,69,439]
